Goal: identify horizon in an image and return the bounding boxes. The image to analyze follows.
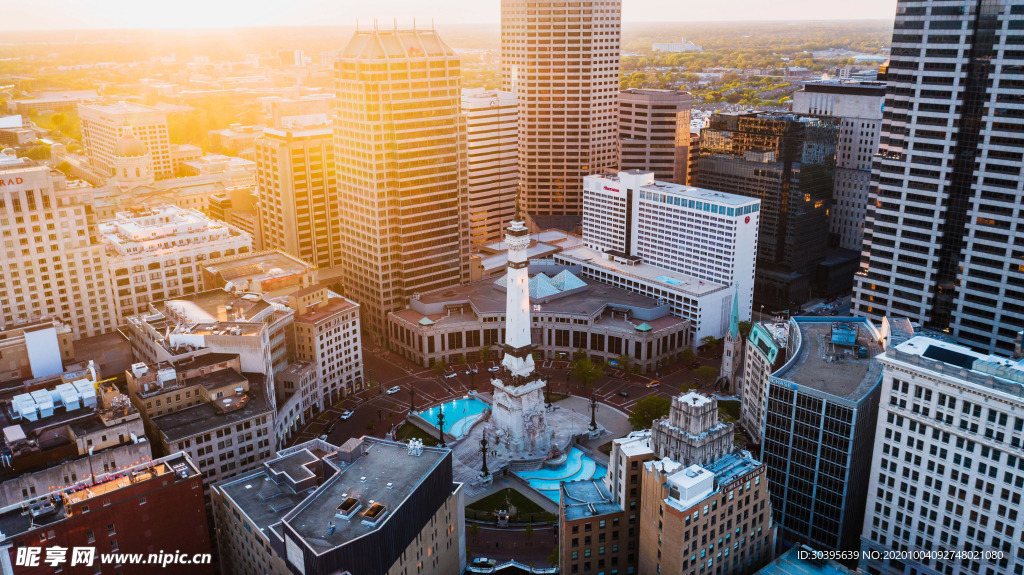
[0,0,899,32]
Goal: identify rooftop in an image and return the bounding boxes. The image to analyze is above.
[216,450,324,534]
[79,101,166,116]
[284,438,451,553]
[888,336,1024,395]
[204,250,314,287]
[756,545,857,575]
[556,246,728,297]
[588,172,760,207]
[615,431,654,458]
[150,375,272,442]
[773,318,884,401]
[341,29,456,60]
[155,289,272,324]
[561,480,622,522]
[294,297,358,325]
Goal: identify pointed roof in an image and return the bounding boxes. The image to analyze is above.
[635,323,652,332]
[728,291,740,339]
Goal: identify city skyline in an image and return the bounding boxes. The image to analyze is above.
[0,0,901,31]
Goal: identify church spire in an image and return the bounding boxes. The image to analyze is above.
[728,290,740,340]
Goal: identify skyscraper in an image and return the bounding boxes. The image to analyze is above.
[502,0,621,220]
[256,125,341,272]
[619,89,693,183]
[853,0,1024,354]
[697,111,838,309]
[334,29,470,339]
[79,101,172,179]
[461,88,519,247]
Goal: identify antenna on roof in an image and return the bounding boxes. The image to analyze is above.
[355,19,359,32]
[394,19,397,31]
[413,18,416,31]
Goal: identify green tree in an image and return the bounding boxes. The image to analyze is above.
[700,335,720,350]
[547,545,560,568]
[56,161,72,176]
[738,321,753,340]
[628,395,672,430]
[615,353,632,374]
[49,112,68,134]
[681,348,697,365]
[432,361,448,375]
[571,356,604,391]
[695,365,718,385]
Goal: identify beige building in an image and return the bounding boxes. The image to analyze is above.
[334,29,470,340]
[79,101,172,178]
[0,152,117,339]
[0,317,75,382]
[256,126,341,272]
[127,355,275,495]
[100,205,253,321]
[502,0,621,218]
[620,89,693,184]
[288,286,363,401]
[739,321,789,443]
[462,88,519,248]
[212,437,466,575]
[201,249,316,297]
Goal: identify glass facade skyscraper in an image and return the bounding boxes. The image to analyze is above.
[697,112,838,309]
[853,0,1024,354]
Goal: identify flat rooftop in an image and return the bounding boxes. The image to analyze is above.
[155,289,271,323]
[217,457,319,533]
[560,480,621,522]
[150,376,272,442]
[615,431,654,459]
[295,297,358,325]
[588,172,760,207]
[773,318,884,401]
[891,336,1024,391]
[284,438,450,553]
[204,250,313,283]
[556,246,727,297]
[80,101,165,115]
[757,545,857,575]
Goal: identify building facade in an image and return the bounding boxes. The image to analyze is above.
[860,336,1024,575]
[462,88,519,248]
[79,101,172,178]
[288,286,364,401]
[255,126,341,272]
[582,170,760,320]
[740,321,790,444]
[792,81,885,252]
[334,29,470,340]
[212,437,465,575]
[388,267,691,371]
[0,153,116,339]
[762,317,884,553]
[852,0,1024,354]
[697,112,838,309]
[100,205,253,321]
[620,89,693,184]
[502,0,621,218]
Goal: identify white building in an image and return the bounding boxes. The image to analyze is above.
[861,335,1024,575]
[581,170,760,320]
[100,205,253,321]
[739,321,789,443]
[792,81,885,252]
[461,88,518,248]
[0,151,117,339]
[79,101,172,179]
[553,245,736,342]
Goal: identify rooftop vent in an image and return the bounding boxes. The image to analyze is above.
[360,501,388,526]
[386,482,393,489]
[335,497,361,520]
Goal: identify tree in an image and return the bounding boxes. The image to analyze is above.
[432,361,448,375]
[738,321,753,340]
[700,335,720,350]
[615,353,632,374]
[571,356,604,391]
[628,395,672,430]
[695,365,718,386]
[524,523,534,545]
[50,112,68,134]
[681,348,697,365]
[56,161,72,176]
[547,545,560,568]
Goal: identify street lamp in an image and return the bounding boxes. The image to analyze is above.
[409,387,416,413]
[436,405,447,448]
[588,393,598,432]
[480,435,490,479]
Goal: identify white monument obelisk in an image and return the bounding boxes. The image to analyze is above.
[490,201,551,454]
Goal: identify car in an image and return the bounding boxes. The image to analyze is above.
[488,366,500,372]
[467,390,478,397]
[646,381,659,388]
[324,423,336,434]
[444,372,458,379]
[618,390,629,398]
[386,386,401,395]
[339,410,354,420]
[689,361,702,370]
[473,558,497,567]
[318,434,328,441]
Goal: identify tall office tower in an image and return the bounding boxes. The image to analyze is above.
[0,152,116,339]
[793,81,885,252]
[853,0,1024,354]
[698,111,838,309]
[686,132,700,185]
[462,88,519,247]
[762,317,885,553]
[861,335,1024,575]
[619,89,693,183]
[79,101,172,178]
[502,0,621,220]
[256,126,341,272]
[334,29,470,339]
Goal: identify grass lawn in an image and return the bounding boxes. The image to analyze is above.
[466,488,556,523]
[718,400,741,422]
[394,422,440,447]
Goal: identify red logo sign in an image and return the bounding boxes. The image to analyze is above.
[0,177,24,187]
[745,216,750,224]
[603,186,619,192]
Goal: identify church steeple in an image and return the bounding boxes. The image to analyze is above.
[728,290,740,341]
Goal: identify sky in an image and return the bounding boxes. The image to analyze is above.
[0,0,898,31]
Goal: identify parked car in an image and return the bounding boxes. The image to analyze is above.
[339,410,354,420]
[444,372,458,379]
[473,558,497,567]
[324,423,336,434]
[488,366,500,372]
[618,390,629,398]
[386,386,401,395]
[646,381,659,388]
[689,361,702,370]
[318,434,328,441]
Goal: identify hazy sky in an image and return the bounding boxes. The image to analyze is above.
[0,0,898,31]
